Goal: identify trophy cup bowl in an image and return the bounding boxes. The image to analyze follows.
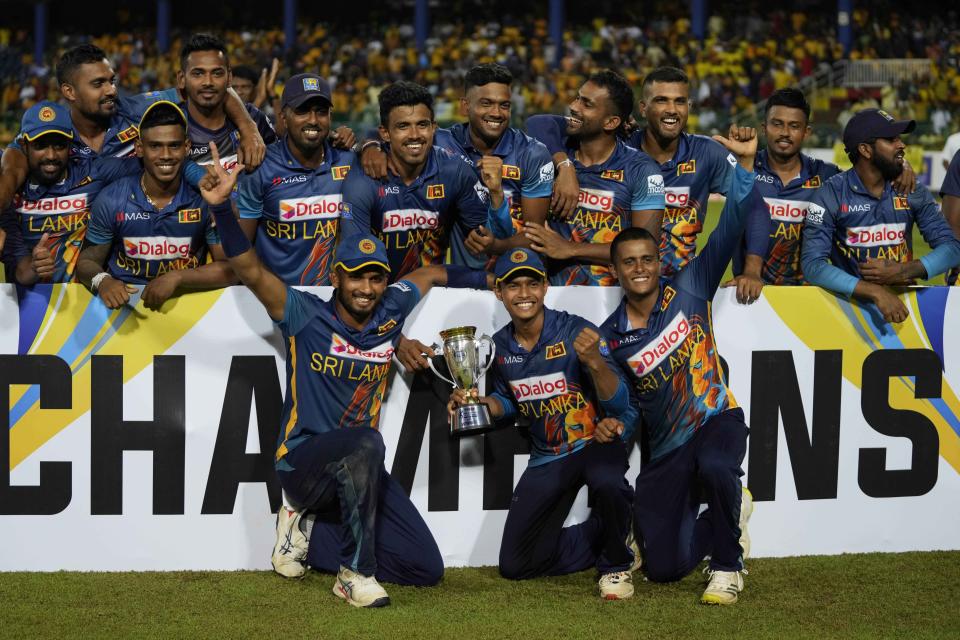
[428,326,497,436]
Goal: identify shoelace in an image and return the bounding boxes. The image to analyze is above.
[600,571,631,584]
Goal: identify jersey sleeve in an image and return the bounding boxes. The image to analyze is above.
[203,205,221,246]
[339,167,377,236]
[911,187,960,279]
[520,139,554,199]
[800,185,860,298]
[449,159,493,268]
[249,105,278,145]
[744,189,771,258]
[706,139,737,196]
[91,156,142,182]
[381,279,422,319]
[86,189,119,246]
[524,114,568,155]
[489,364,519,420]
[236,169,265,219]
[1,209,28,271]
[631,158,665,211]
[676,163,759,299]
[940,151,960,198]
[277,287,323,336]
[118,88,181,121]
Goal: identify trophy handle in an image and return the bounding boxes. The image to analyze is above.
[477,335,497,376]
[427,343,457,387]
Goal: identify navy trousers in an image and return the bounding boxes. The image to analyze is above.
[633,408,749,582]
[277,428,443,586]
[499,440,635,579]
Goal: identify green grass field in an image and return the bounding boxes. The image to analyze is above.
[1,552,958,639]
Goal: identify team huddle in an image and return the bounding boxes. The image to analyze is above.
[3,33,960,609]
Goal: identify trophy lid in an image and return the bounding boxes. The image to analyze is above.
[440,326,477,340]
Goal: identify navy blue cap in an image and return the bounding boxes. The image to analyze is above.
[334,233,391,273]
[282,73,332,110]
[842,108,916,153]
[19,101,73,142]
[494,248,546,283]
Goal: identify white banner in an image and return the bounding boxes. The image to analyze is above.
[1,283,958,570]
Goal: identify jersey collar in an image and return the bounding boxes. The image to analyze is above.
[130,171,192,213]
[844,166,891,201]
[639,129,691,170]
[449,122,515,158]
[279,136,335,173]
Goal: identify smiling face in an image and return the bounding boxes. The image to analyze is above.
[495,273,547,323]
[566,81,619,139]
[639,81,689,143]
[24,135,71,185]
[461,82,511,148]
[763,105,810,164]
[610,237,661,298]
[380,103,436,169]
[179,49,231,111]
[61,59,118,123]
[330,266,389,322]
[283,98,332,155]
[135,124,189,184]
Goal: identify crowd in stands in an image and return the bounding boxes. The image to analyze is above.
[2,5,960,145]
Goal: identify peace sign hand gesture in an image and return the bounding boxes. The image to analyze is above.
[200,141,246,206]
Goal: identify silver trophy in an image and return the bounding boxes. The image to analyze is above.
[428,326,497,436]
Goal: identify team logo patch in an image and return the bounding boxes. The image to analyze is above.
[545,342,567,360]
[377,318,397,336]
[877,109,895,122]
[502,165,521,180]
[302,77,320,92]
[38,106,56,122]
[510,249,528,263]
[893,196,909,210]
[601,169,624,182]
[178,208,201,224]
[677,159,696,175]
[426,184,445,199]
[75,176,93,188]
[117,125,139,143]
[332,165,350,180]
[802,176,822,189]
[358,238,376,254]
[660,286,676,311]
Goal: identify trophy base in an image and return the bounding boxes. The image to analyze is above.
[451,403,495,437]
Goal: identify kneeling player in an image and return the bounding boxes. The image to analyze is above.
[600,127,759,605]
[199,142,492,607]
[448,248,638,599]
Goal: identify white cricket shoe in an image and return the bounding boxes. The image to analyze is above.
[739,487,754,560]
[701,569,745,605]
[333,566,391,608]
[271,507,308,579]
[598,571,634,600]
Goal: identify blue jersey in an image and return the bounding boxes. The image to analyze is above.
[274,282,420,465]
[86,174,219,284]
[1,156,140,282]
[10,89,180,158]
[526,116,739,278]
[184,101,277,169]
[601,164,757,460]
[340,146,490,280]
[489,308,627,466]
[236,138,355,286]
[738,150,840,285]
[940,150,960,285]
[801,170,960,297]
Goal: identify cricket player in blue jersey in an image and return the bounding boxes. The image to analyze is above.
[600,126,759,605]
[801,109,960,324]
[938,149,960,285]
[235,73,356,285]
[197,140,493,607]
[528,66,756,279]
[0,43,266,210]
[0,102,146,284]
[340,81,513,280]
[447,248,639,599]
[77,102,232,310]
[524,70,665,286]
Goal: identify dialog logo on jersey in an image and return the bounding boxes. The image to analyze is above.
[279,195,344,220]
[577,188,615,212]
[123,236,192,259]
[382,208,440,232]
[510,372,568,402]
[627,312,690,375]
[16,193,89,215]
[764,198,810,222]
[664,186,690,208]
[329,334,395,363]
[845,223,906,248]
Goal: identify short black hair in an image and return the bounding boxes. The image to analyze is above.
[231,65,258,84]
[180,33,229,71]
[610,227,659,262]
[587,69,634,126]
[139,103,186,135]
[465,63,513,91]
[379,81,434,126]
[642,66,689,90]
[765,88,811,122]
[56,44,109,85]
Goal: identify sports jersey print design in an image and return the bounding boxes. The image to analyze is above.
[236,139,354,285]
[185,102,277,169]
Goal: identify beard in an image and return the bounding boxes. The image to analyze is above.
[872,153,903,182]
